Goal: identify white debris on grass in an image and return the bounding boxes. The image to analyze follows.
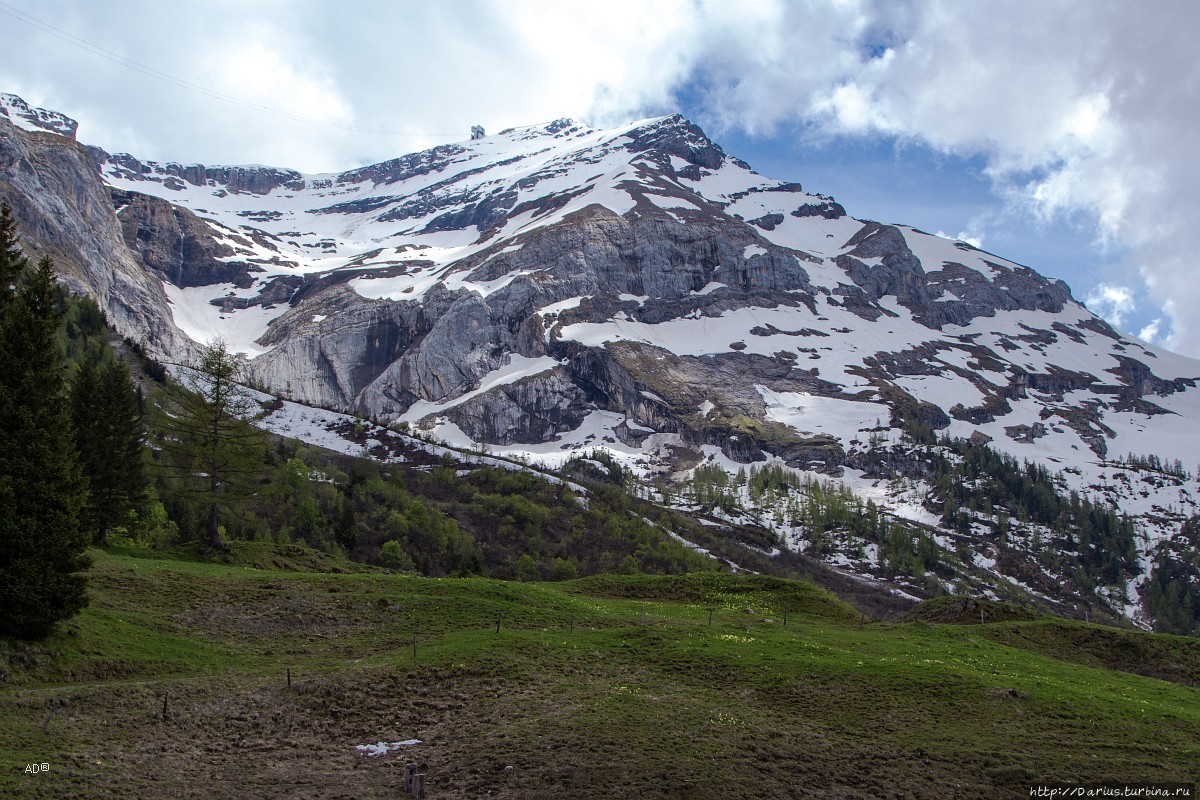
[355,739,422,757]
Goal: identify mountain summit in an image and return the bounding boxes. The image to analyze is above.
[1,93,1197,627]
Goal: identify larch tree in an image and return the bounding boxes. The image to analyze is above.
[0,203,90,638]
[160,339,266,551]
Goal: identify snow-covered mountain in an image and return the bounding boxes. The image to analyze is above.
[3,93,1197,626]
[0,92,78,137]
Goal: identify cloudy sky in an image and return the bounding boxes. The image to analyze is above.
[2,0,1197,357]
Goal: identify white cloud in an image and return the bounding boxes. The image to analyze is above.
[936,230,984,249]
[666,2,1200,356]
[1084,284,1136,327]
[1138,318,1162,344]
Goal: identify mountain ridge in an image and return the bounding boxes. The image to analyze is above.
[2,92,1198,629]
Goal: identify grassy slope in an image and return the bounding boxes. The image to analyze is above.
[1,547,1197,799]
[902,596,1200,687]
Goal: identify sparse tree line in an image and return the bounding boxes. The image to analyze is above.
[679,462,943,582]
[673,412,1186,627]
[923,438,1140,587]
[1141,516,1200,636]
[847,414,1144,589]
[146,407,714,582]
[148,366,717,579]
[1108,452,1192,481]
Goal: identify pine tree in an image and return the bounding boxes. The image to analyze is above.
[159,339,266,550]
[73,356,146,545]
[0,239,90,639]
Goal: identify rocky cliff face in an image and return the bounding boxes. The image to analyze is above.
[0,109,185,357]
[109,188,262,288]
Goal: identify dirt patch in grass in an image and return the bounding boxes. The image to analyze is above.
[0,659,1012,799]
[12,644,1193,800]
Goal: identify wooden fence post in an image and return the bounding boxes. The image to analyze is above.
[404,763,417,792]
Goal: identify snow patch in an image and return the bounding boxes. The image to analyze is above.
[162,282,280,358]
[691,281,727,296]
[755,386,889,441]
[355,740,421,757]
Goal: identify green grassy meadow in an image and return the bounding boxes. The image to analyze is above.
[2,544,1197,799]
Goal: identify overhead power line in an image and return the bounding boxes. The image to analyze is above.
[0,1,466,137]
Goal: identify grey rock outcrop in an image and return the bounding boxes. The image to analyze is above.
[458,203,814,305]
[623,114,731,172]
[792,200,846,219]
[337,143,466,187]
[830,223,1074,328]
[838,223,933,307]
[93,150,304,195]
[248,189,829,418]
[395,287,516,402]
[111,188,260,288]
[442,369,590,445]
[251,285,432,410]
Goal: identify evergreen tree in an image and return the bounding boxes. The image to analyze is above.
[335,495,359,551]
[0,204,25,294]
[73,356,146,545]
[159,339,266,550]
[0,240,90,639]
